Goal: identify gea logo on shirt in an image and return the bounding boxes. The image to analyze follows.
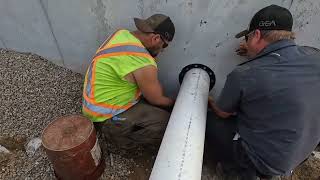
[259,20,276,27]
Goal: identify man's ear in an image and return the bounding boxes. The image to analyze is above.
[255,29,262,41]
[144,33,155,46]
[152,34,161,43]
[252,29,262,44]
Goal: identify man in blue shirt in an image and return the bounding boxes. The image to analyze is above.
[207,5,320,180]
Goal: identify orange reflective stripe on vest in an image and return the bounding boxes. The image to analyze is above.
[94,45,150,59]
[96,30,120,53]
[82,105,113,118]
[106,42,144,49]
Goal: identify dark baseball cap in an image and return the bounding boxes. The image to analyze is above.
[235,5,293,38]
[134,14,175,41]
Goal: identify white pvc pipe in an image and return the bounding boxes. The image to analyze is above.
[150,68,210,180]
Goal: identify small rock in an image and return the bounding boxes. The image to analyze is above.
[0,145,10,154]
[25,138,42,157]
[110,153,114,167]
[312,151,320,160]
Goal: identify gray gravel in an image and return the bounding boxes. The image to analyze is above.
[0,49,136,180]
[0,48,319,180]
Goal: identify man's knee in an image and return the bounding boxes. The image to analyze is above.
[132,102,170,124]
[205,111,238,161]
[100,102,171,149]
[135,105,170,134]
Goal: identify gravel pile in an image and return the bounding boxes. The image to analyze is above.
[0,49,136,180]
[0,48,319,180]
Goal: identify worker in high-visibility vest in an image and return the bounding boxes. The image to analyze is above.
[82,14,175,150]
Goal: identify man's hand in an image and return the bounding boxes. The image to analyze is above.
[208,96,215,111]
[236,41,248,57]
[208,96,236,119]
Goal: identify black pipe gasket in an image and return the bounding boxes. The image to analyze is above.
[179,64,216,90]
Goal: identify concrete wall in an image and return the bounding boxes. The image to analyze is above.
[1,0,320,97]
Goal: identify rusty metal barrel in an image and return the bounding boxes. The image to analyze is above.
[41,115,105,180]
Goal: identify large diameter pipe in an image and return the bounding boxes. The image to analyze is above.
[150,64,215,180]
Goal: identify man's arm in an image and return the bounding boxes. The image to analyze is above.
[209,72,241,119]
[206,41,245,118]
[208,97,236,119]
[132,65,174,107]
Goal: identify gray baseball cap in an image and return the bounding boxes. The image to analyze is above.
[134,14,175,41]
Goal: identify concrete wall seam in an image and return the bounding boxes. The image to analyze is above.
[38,0,65,66]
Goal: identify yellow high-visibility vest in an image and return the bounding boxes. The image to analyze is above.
[82,29,157,122]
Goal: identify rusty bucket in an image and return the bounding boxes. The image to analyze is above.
[41,115,105,180]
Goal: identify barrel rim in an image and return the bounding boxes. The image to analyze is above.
[41,114,94,152]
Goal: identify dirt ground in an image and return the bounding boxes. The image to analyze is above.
[282,156,320,180]
[0,49,320,180]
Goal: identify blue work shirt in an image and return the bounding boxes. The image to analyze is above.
[217,40,320,175]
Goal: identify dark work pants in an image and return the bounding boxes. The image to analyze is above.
[98,100,170,150]
[205,111,274,180]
